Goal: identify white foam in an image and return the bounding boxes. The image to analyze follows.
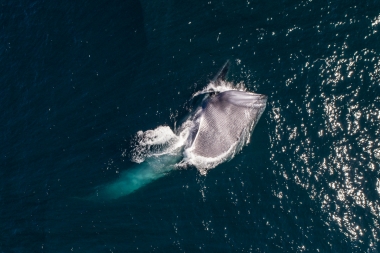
[131,125,187,163]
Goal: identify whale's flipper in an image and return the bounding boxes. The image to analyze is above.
[212,60,230,85]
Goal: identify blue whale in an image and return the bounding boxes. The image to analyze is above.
[90,61,267,200]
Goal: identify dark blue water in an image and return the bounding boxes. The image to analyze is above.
[2,0,380,252]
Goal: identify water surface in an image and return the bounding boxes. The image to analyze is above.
[2,0,380,252]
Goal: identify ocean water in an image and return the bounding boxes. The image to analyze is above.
[2,0,380,252]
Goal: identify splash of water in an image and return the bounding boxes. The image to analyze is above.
[132,80,252,174]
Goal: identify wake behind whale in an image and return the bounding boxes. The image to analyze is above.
[91,61,267,200]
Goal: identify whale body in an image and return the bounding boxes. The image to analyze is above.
[89,61,267,200]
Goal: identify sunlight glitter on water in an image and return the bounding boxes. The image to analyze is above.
[269,32,380,245]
